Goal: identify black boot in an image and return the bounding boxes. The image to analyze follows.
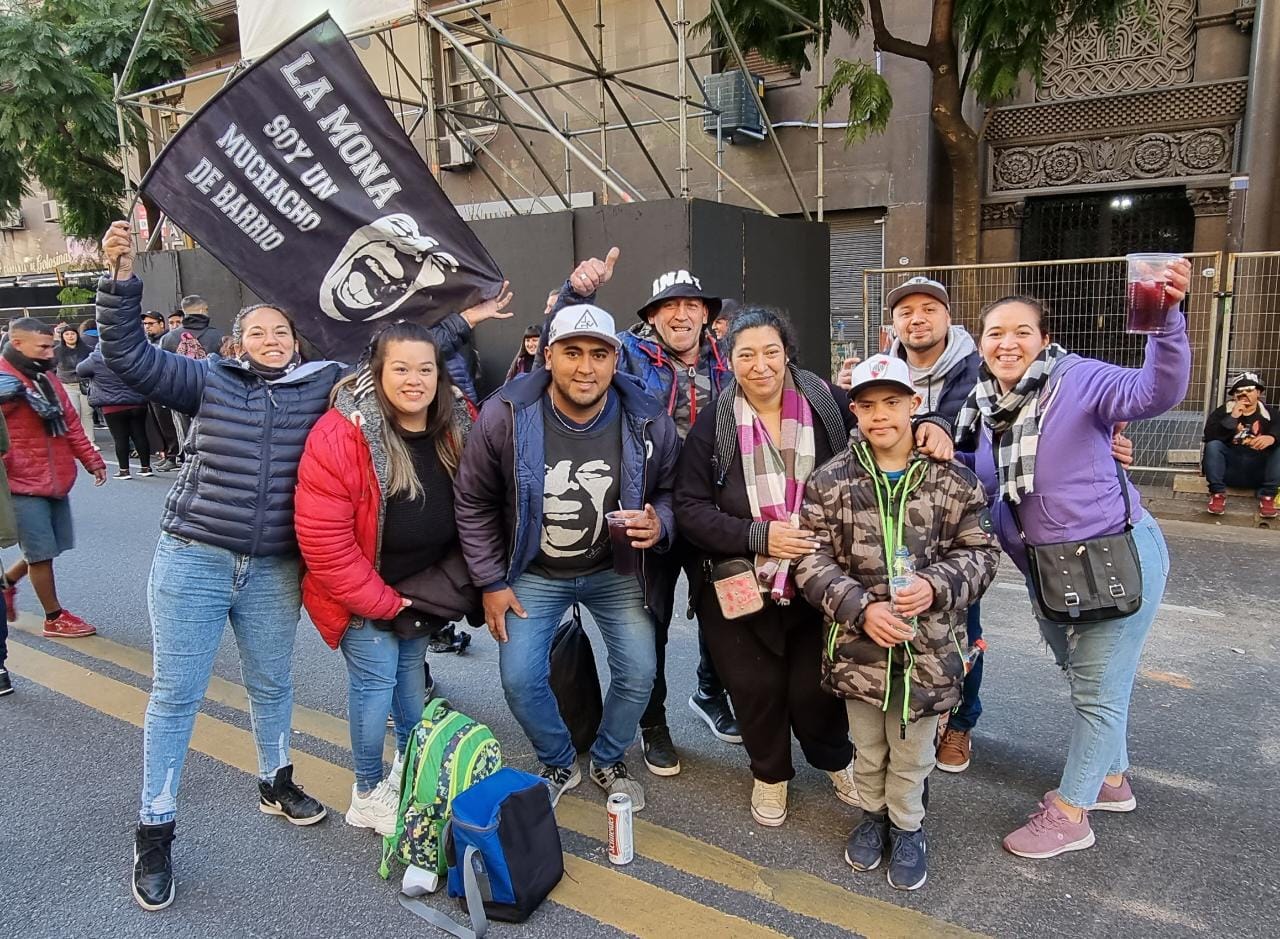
[132,821,176,911]
[688,689,743,744]
[258,764,326,826]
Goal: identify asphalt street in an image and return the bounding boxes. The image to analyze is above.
[1,449,1278,939]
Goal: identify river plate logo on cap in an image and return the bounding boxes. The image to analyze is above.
[870,356,889,378]
[319,213,459,322]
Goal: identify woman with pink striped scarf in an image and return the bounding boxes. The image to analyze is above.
[673,307,861,828]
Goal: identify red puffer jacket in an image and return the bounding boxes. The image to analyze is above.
[295,407,403,649]
[0,359,105,497]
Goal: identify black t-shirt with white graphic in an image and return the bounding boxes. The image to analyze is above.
[529,392,623,579]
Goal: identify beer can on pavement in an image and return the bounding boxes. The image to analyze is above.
[606,793,634,865]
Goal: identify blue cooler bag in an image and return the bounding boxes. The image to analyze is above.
[399,767,563,938]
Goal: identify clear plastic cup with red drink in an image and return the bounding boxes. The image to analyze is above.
[1125,253,1180,334]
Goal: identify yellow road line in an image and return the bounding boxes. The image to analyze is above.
[16,621,985,939]
[7,639,785,939]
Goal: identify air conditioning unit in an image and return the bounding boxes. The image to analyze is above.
[702,71,767,142]
[440,133,475,171]
[41,200,61,222]
[0,208,23,230]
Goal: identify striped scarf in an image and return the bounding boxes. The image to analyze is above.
[735,370,815,603]
[954,344,1068,504]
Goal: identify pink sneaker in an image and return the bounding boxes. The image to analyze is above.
[1003,800,1095,859]
[1041,775,1137,814]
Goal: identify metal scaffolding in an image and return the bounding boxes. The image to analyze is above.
[114,0,827,232]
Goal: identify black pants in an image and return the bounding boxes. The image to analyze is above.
[146,402,179,456]
[700,596,852,784]
[640,543,726,730]
[103,407,152,473]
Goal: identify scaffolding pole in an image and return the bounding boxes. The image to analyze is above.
[676,0,689,198]
[423,11,636,204]
[816,0,825,222]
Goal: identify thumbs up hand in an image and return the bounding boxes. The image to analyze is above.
[569,246,620,297]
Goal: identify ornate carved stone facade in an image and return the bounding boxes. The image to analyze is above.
[991,128,1235,193]
[1187,186,1231,217]
[981,202,1024,229]
[1038,0,1195,100]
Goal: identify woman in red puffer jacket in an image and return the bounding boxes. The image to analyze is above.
[296,320,477,839]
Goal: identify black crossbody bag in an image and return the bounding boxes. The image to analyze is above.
[1009,459,1143,623]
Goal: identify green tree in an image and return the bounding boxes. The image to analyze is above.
[0,0,217,241]
[703,0,1146,263]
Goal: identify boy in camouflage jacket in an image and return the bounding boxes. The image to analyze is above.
[794,355,998,891]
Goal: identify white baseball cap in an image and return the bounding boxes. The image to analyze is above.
[848,354,916,397]
[547,304,621,350]
[885,276,949,312]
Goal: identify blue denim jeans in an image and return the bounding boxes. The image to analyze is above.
[1202,438,1280,496]
[500,569,656,769]
[1032,512,1169,809]
[341,623,430,792]
[140,533,302,824]
[947,602,984,733]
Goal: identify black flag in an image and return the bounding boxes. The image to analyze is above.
[140,14,504,361]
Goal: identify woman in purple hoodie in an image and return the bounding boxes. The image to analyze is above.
[956,259,1191,861]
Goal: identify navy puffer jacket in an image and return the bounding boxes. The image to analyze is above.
[96,276,344,556]
[76,346,147,408]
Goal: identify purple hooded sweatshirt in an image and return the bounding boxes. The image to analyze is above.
[974,310,1190,574]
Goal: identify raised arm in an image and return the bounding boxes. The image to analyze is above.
[98,222,207,415]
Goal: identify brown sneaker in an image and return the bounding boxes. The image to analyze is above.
[42,610,97,638]
[935,728,971,773]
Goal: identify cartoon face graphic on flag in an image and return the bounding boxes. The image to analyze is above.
[139,14,504,361]
[319,214,459,322]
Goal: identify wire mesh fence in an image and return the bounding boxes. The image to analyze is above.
[1220,252,1280,403]
[850,254,1224,480]
[0,304,96,328]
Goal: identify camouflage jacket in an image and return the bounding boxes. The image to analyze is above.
[794,441,999,722]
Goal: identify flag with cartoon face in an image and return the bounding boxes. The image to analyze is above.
[139,13,503,360]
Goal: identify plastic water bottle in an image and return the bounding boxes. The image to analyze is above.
[889,547,918,639]
[963,638,987,675]
[889,547,916,599]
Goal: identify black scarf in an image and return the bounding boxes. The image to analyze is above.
[2,345,68,436]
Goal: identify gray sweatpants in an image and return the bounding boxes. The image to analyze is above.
[846,680,940,832]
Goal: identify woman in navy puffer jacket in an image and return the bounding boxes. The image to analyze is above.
[98,221,342,913]
[76,346,151,478]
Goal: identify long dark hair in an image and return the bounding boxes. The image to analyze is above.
[334,321,463,494]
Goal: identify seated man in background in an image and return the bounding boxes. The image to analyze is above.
[1204,371,1279,519]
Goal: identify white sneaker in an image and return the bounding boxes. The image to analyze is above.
[828,764,863,808]
[345,780,399,836]
[387,751,406,797]
[751,779,788,827]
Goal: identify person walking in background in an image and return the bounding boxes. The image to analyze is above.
[77,345,154,479]
[0,318,107,638]
[796,354,999,891]
[955,263,1191,860]
[454,303,681,812]
[141,312,180,471]
[674,308,858,828]
[100,221,337,911]
[53,325,97,450]
[1203,371,1279,518]
[0,409,21,697]
[78,318,100,350]
[297,321,480,837]
[505,324,542,382]
[160,295,224,359]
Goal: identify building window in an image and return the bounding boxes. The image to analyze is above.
[742,49,800,87]
[441,23,499,128]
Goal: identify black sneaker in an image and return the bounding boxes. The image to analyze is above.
[428,625,472,654]
[844,810,889,871]
[688,691,743,744]
[0,667,12,696]
[154,458,178,472]
[114,471,132,480]
[539,763,581,807]
[886,825,928,891]
[138,468,155,478]
[132,821,176,911]
[641,725,681,777]
[258,764,326,825]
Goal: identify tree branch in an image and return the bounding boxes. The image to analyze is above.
[866,0,931,62]
[57,123,124,180]
[930,0,954,48]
